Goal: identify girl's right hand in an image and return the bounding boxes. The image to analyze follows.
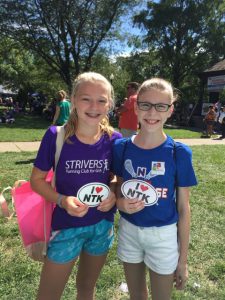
[117,197,145,214]
[61,196,89,217]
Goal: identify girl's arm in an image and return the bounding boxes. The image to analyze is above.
[30,167,89,217]
[175,186,191,290]
[52,105,60,125]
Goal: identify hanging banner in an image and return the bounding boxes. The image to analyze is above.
[207,75,225,91]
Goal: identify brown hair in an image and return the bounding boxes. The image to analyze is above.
[64,72,115,142]
[127,82,140,91]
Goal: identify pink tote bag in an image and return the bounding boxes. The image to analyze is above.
[12,126,65,262]
[12,170,55,262]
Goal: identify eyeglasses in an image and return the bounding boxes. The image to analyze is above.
[137,101,172,112]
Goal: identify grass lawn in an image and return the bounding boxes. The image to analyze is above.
[0,111,203,141]
[0,146,225,299]
[0,111,51,142]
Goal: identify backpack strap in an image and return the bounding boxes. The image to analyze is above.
[172,139,178,188]
[120,138,128,176]
[51,125,65,188]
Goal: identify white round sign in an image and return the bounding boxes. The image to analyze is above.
[77,182,110,207]
[121,179,158,206]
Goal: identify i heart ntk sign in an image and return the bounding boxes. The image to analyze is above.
[121,179,158,206]
[77,182,110,207]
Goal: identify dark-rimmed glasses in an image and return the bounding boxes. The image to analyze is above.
[137,101,172,112]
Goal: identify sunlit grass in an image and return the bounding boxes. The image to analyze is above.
[0,146,224,299]
[0,113,203,142]
[0,112,50,142]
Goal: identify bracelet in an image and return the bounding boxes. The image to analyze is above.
[57,194,64,208]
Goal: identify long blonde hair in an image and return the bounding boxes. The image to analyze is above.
[64,72,115,142]
[137,78,178,103]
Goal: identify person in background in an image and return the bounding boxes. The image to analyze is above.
[30,72,122,300]
[52,90,71,125]
[116,82,139,137]
[218,106,225,139]
[203,105,216,137]
[113,78,197,300]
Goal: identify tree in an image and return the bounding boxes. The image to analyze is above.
[134,0,225,90]
[0,0,137,89]
[0,37,67,108]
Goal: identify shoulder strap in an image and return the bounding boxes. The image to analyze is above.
[55,126,65,167]
[120,139,129,175]
[51,126,65,188]
[172,139,177,159]
[172,140,177,187]
[121,139,128,162]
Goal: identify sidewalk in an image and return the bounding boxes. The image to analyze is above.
[0,138,225,152]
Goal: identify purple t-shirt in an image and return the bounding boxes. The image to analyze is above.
[34,126,122,230]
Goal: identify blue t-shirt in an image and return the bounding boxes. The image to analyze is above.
[34,126,122,230]
[112,136,197,227]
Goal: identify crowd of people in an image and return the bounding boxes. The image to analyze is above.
[0,96,22,123]
[29,72,197,300]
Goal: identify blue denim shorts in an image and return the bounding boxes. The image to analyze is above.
[47,219,114,264]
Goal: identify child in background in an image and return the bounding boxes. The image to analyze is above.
[30,72,122,300]
[113,78,197,300]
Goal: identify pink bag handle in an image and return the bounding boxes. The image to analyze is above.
[0,186,15,219]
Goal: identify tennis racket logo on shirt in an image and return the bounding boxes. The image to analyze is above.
[121,179,158,206]
[77,183,109,207]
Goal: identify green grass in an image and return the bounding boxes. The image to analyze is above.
[0,112,203,141]
[0,146,225,299]
[0,111,50,142]
[164,127,202,139]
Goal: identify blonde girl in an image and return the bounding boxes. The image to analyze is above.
[31,72,122,300]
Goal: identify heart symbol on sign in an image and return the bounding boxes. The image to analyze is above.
[140,185,148,192]
[96,187,103,193]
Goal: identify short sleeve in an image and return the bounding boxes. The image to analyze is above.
[34,126,57,171]
[110,131,123,142]
[175,143,197,187]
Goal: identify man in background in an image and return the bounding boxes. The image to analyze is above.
[116,82,139,137]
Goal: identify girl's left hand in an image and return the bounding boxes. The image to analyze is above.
[97,191,116,212]
[174,262,188,290]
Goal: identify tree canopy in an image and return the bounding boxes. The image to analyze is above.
[134,0,225,89]
[0,0,137,89]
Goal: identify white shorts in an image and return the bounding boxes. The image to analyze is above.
[118,217,179,275]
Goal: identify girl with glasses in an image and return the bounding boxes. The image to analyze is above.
[112,78,197,300]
